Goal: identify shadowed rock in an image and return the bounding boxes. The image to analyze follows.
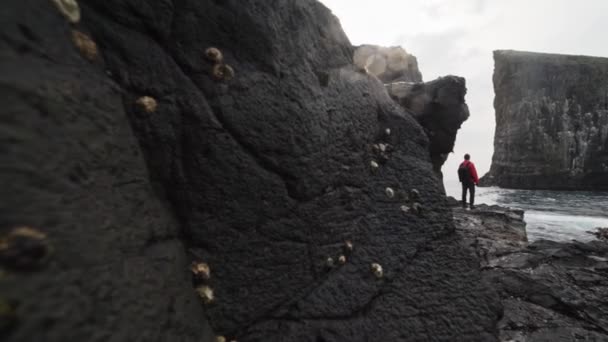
[387,76,471,178]
[480,50,608,190]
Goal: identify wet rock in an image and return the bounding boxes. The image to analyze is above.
[452,201,608,341]
[588,227,608,241]
[450,198,528,266]
[480,50,608,190]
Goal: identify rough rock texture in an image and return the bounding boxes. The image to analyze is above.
[387,77,470,177]
[1,0,502,341]
[450,201,608,341]
[0,1,210,341]
[449,199,527,267]
[488,240,608,342]
[353,45,422,83]
[480,50,608,190]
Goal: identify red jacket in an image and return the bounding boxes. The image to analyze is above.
[460,160,479,184]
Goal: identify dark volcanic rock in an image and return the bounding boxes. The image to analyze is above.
[480,50,608,190]
[353,45,423,83]
[0,1,209,341]
[589,227,608,241]
[1,0,501,341]
[387,77,471,177]
[450,199,527,267]
[487,240,608,341]
[452,203,608,341]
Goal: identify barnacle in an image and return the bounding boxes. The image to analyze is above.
[378,143,387,152]
[72,30,98,61]
[190,262,210,280]
[371,263,383,278]
[385,128,391,135]
[205,47,224,64]
[400,205,410,213]
[412,202,423,216]
[196,285,214,304]
[409,189,420,201]
[136,96,158,113]
[212,64,235,81]
[338,255,346,264]
[51,0,80,23]
[0,226,50,270]
[385,187,395,198]
[344,240,353,253]
[370,160,379,169]
[326,257,335,268]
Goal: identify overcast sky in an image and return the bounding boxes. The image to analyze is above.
[318,0,608,187]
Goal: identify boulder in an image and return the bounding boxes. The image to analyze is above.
[353,45,422,83]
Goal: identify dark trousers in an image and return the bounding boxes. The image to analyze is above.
[461,182,475,208]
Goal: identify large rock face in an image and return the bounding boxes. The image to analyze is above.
[480,50,608,190]
[1,0,500,341]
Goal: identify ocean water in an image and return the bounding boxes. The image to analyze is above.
[444,180,608,242]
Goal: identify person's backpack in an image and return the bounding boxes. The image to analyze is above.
[458,162,471,183]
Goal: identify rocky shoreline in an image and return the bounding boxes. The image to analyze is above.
[449,198,608,341]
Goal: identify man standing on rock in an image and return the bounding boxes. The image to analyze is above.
[458,154,479,209]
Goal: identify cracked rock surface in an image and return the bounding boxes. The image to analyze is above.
[452,201,608,341]
[1,0,500,341]
[480,50,608,190]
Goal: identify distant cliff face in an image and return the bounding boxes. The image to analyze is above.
[480,50,608,190]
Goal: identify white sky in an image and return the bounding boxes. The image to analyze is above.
[318,0,608,183]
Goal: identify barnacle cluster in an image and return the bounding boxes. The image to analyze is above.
[205,47,234,81]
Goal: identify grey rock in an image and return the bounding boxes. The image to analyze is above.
[480,50,608,190]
